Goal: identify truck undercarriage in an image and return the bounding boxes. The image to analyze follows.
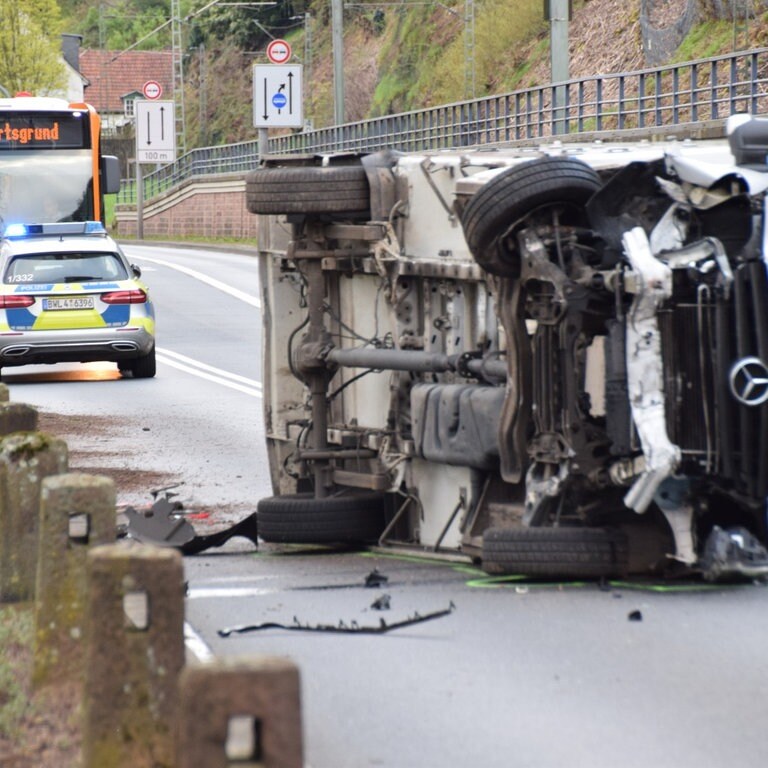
[249,115,768,581]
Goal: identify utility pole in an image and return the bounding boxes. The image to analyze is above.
[332,0,344,124]
[198,43,207,145]
[464,0,475,99]
[171,0,186,156]
[732,0,751,50]
[546,0,571,135]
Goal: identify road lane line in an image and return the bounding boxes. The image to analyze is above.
[184,621,214,662]
[156,348,263,397]
[130,253,261,308]
[186,586,278,599]
[158,348,262,387]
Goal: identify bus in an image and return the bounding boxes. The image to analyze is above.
[0,95,119,228]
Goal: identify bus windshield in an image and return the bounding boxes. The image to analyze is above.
[0,151,94,226]
[0,101,106,226]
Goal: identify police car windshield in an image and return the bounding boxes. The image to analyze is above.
[4,252,128,284]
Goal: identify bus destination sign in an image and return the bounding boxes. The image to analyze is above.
[0,115,88,149]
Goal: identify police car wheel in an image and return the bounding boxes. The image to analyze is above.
[245,165,370,216]
[481,526,628,579]
[129,346,156,379]
[460,156,601,277]
[257,491,386,544]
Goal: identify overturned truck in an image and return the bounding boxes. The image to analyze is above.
[247,114,768,581]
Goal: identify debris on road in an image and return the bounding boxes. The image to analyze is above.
[365,568,388,588]
[370,594,391,610]
[119,487,259,554]
[628,610,643,622]
[217,602,456,637]
[699,526,768,582]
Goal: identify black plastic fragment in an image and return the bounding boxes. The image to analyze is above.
[180,512,259,555]
[365,568,388,588]
[370,594,391,610]
[218,602,456,637]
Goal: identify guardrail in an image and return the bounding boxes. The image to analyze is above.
[117,47,768,205]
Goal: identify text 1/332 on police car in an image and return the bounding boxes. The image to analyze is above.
[0,222,155,378]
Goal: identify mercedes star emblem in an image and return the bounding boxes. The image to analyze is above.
[729,356,768,406]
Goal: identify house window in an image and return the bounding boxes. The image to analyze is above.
[124,98,136,117]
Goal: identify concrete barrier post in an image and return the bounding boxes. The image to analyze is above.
[0,383,10,403]
[0,402,37,436]
[0,432,68,602]
[83,543,185,768]
[33,473,117,688]
[177,657,303,768]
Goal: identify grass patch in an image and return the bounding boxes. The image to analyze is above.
[0,604,34,738]
[674,20,734,62]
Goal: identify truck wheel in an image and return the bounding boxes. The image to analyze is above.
[460,157,601,277]
[245,165,370,216]
[482,526,628,578]
[257,491,386,544]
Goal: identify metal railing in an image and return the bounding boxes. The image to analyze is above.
[117,47,768,205]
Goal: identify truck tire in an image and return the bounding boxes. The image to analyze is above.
[257,491,386,544]
[482,526,628,578]
[460,157,601,277]
[245,165,370,216]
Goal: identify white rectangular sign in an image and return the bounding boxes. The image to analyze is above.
[253,65,303,128]
[135,100,176,163]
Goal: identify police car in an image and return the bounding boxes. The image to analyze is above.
[0,222,155,378]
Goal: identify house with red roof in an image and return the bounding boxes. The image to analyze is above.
[79,48,174,135]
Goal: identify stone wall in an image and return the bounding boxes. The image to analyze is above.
[114,174,258,240]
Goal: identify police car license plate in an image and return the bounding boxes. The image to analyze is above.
[43,297,95,311]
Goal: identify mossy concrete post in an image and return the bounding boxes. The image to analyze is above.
[83,543,184,768]
[33,473,117,688]
[0,402,38,436]
[0,432,67,602]
[176,657,303,768]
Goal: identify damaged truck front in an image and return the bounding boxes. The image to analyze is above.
[248,114,768,581]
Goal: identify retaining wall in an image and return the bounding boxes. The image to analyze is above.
[114,174,259,240]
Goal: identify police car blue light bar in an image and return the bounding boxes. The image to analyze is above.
[2,221,107,238]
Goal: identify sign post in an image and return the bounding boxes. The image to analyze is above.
[254,41,303,161]
[134,98,176,238]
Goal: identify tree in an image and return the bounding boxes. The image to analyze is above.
[0,0,66,95]
[79,0,172,51]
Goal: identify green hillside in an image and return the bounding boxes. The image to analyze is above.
[60,0,768,149]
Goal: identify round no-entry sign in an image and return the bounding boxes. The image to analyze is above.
[142,80,162,100]
[266,39,291,64]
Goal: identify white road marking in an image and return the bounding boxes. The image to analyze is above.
[131,253,261,308]
[156,347,263,398]
[184,621,215,662]
[186,586,278,599]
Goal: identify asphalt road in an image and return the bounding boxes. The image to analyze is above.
[4,243,271,515]
[7,243,768,768]
[184,544,768,768]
